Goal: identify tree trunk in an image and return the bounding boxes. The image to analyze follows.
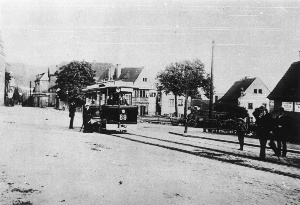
[174,94,178,117]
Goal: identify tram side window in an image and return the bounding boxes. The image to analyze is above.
[101,94,106,105]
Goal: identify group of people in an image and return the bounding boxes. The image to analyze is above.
[237,106,288,160]
[107,93,129,105]
[68,100,93,132]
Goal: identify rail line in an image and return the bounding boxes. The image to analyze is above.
[103,131,300,179]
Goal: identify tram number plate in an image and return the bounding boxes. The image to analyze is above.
[120,114,127,121]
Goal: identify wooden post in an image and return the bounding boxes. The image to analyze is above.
[184,64,188,133]
[209,40,215,119]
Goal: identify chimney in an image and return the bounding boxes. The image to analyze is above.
[116,64,121,79]
[108,67,115,81]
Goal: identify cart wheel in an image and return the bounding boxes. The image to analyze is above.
[188,120,196,128]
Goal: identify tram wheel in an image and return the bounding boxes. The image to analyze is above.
[188,120,196,128]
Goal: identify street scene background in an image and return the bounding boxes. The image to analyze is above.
[1,0,300,204]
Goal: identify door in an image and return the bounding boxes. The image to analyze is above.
[140,106,146,116]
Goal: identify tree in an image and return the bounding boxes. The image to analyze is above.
[13,87,20,103]
[54,61,95,105]
[156,62,183,117]
[5,71,12,100]
[157,59,210,124]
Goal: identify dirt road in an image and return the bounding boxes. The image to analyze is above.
[0,106,299,204]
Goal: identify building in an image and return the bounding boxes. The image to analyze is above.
[0,35,5,106]
[33,69,56,107]
[268,61,300,142]
[268,61,300,113]
[220,77,270,120]
[159,92,190,117]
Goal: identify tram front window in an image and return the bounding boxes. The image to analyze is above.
[107,94,114,105]
[116,94,129,105]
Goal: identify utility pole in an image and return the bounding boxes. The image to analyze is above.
[209,40,215,119]
[184,64,188,134]
[30,81,32,106]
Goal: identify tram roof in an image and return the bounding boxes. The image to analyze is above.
[83,80,135,92]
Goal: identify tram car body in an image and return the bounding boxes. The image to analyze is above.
[83,81,138,132]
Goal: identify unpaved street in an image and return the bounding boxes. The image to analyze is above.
[1,106,300,205]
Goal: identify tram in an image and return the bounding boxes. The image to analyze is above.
[83,81,138,132]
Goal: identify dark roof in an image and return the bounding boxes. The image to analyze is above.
[118,67,143,82]
[268,61,300,101]
[220,77,256,102]
[92,63,114,81]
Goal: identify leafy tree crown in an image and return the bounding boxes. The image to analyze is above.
[54,61,95,104]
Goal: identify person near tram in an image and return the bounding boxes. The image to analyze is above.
[253,106,273,160]
[275,107,288,157]
[83,104,93,133]
[236,118,246,151]
[107,94,114,105]
[117,94,129,105]
[69,101,76,129]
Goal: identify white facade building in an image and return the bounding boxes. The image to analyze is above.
[220,77,270,120]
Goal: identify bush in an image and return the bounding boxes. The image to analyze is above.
[214,102,249,119]
[5,98,14,106]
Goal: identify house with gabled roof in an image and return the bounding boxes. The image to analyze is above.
[220,76,270,120]
[33,68,56,107]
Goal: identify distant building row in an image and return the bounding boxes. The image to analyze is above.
[27,60,300,122]
[31,65,188,116]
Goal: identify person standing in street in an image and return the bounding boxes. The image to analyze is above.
[254,106,272,160]
[236,118,246,151]
[69,101,76,129]
[275,107,288,157]
[83,104,92,133]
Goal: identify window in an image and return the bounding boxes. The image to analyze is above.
[143,78,147,82]
[140,90,146,97]
[178,99,183,106]
[259,89,262,94]
[254,89,257,94]
[169,99,174,107]
[248,103,253,109]
[139,90,149,97]
[149,93,156,97]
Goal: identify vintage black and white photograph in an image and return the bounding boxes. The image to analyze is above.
[0,0,300,204]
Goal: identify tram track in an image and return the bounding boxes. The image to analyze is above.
[105,131,300,179]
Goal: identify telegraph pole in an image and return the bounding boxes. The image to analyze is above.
[184,64,188,133]
[209,40,215,119]
[30,81,32,106]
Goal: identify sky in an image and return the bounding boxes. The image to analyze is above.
[1,0,300,93]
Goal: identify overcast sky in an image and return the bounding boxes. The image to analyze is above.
[1,0,300,92]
